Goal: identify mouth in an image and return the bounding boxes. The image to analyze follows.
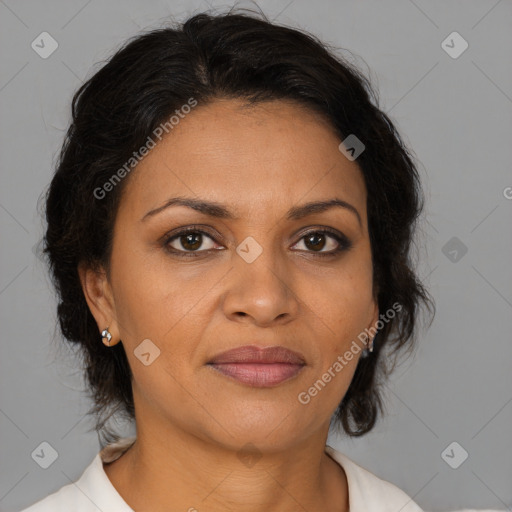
[206,345,306,388]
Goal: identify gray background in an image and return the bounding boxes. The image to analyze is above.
[1,0,511,511]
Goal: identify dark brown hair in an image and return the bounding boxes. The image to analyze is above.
[41,7,435,445]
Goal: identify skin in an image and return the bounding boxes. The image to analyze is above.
[79,98,379,512]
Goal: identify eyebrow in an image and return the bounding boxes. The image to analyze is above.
[141,196,362,227]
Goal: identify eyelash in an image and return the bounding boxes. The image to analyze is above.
[162,225,352,259]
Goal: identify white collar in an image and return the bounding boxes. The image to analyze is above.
[325,445,424,511]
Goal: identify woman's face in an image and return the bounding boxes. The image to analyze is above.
[85,98,379,451]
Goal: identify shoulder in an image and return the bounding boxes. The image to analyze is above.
[325,445,424,512]
[19,439,136,512]
[19,477,95,512]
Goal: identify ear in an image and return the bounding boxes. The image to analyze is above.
[78,262,121,346]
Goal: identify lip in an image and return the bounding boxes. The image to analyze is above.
[207,345,306,388]
[208,345,306,365]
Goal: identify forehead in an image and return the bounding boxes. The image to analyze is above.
[118,98,367,224]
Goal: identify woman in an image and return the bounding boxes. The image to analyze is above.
[23,8,435,512]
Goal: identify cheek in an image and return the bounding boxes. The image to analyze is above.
[109,245,219,390]
[297,284,368,415]
[306,267,373,349]
[110,243,201,338]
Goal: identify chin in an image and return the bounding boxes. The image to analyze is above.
[208,411,310,452]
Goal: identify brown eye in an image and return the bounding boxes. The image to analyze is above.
[304,232,327,252]
[292,230,349,255]
[180,232,202,251]
[166,230,218,253]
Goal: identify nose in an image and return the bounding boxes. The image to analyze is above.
[221,242,300,328]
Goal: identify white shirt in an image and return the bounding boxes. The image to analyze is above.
[21,436,424,511]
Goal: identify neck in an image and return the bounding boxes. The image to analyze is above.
[103,418,348,512]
